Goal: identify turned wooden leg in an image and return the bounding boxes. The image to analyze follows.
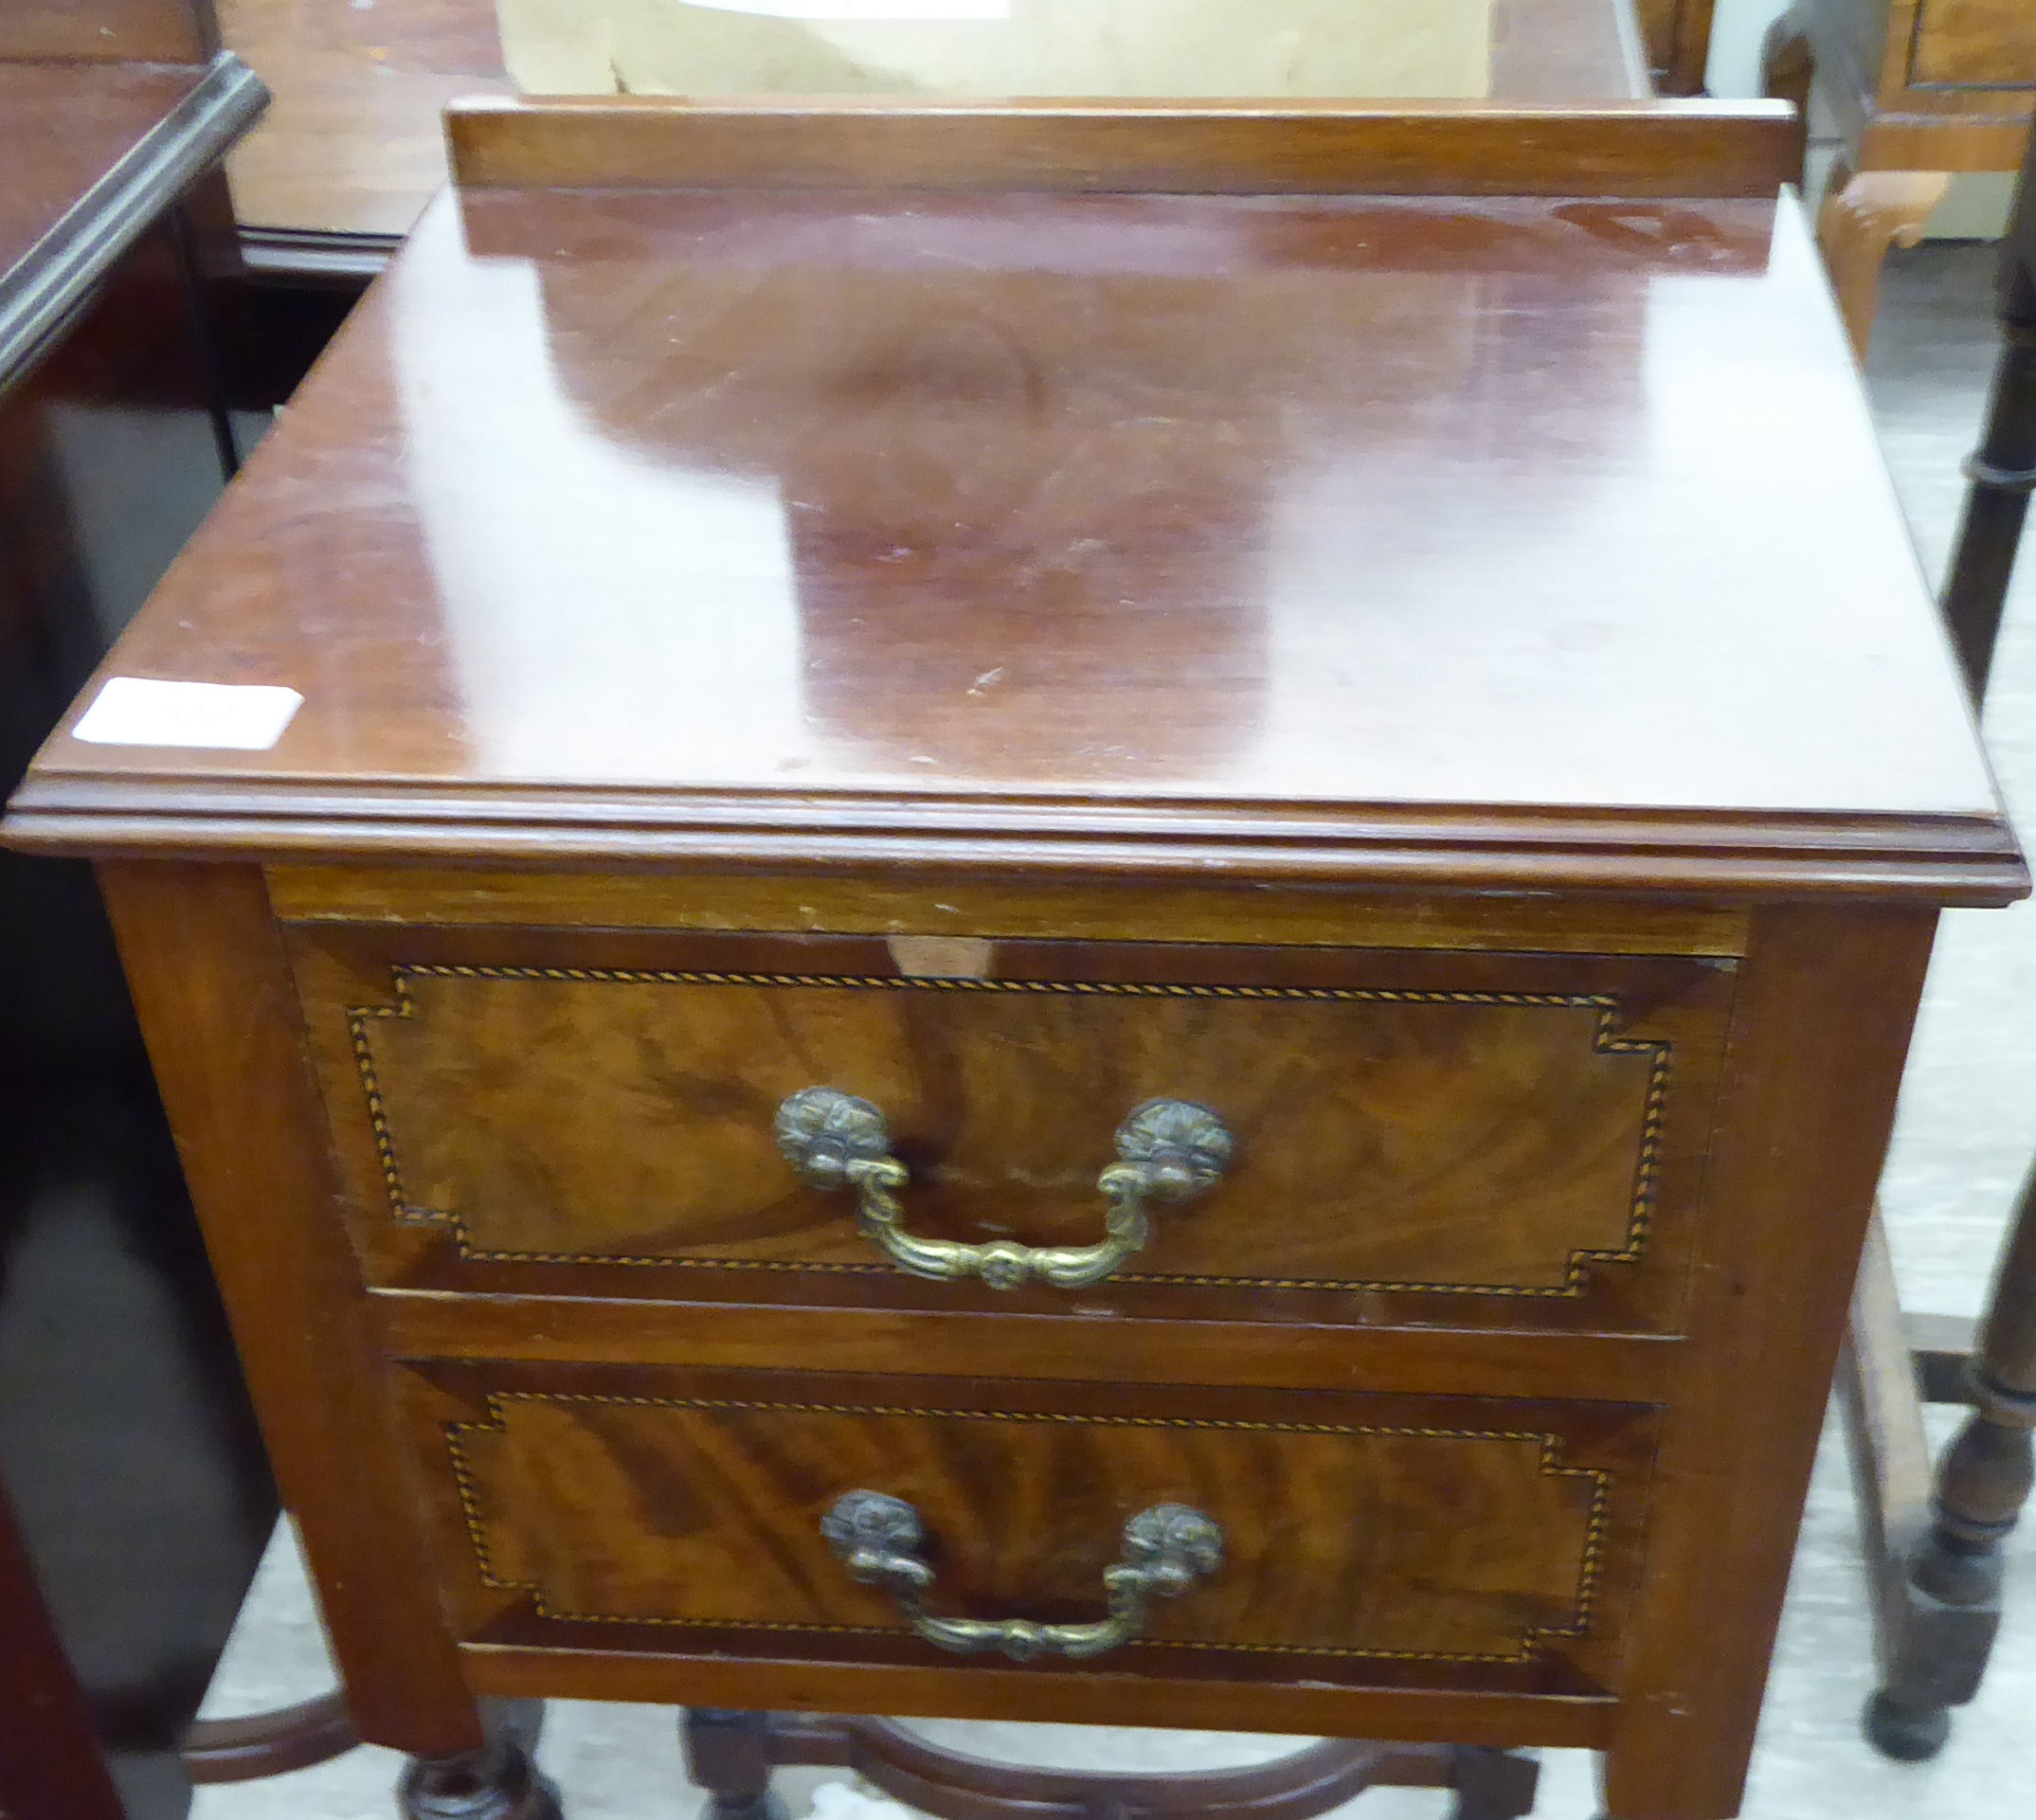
[1867,1176,2036,1759]
[683,1708,790,1820]
[1816,162,1952,362]
[1941,178,2036,697]
[400,1701,560,1820]
[1447,1746,1539,1820]
[1942,315,2036,695]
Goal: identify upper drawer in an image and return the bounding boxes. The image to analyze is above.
[288,924,1734,1335]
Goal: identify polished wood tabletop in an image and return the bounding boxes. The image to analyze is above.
[11,171,2015,900]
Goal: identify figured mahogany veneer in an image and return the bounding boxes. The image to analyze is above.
[290,927,1728,1337]
[401,1365,1655,1704]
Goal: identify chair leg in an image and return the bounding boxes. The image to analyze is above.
[1867,1173,2036,1757]
[1447,1747,1539,1820]
[399,1702,560,1820]
[684,1709,791,1820]
[1942,315,2036,696]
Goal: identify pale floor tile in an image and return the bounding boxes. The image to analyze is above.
[191,243,2036,1818]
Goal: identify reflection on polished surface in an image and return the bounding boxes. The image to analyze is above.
[498,0,1495,102]
[27,185,1996,823]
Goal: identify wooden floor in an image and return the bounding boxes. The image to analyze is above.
[217,0,510,243]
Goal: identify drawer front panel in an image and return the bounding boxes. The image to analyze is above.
[292,927,1734,1334]
[1910,0,2036,88]
[402,1362,1657,1696]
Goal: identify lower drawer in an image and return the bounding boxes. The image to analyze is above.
[399,1363,1658,1700]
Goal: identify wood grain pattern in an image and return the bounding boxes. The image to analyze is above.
[1909,0,2036,88]
[359,979,1663,1288]
[446,96,1804,199]
[402,1363,1656,1691]
[288,926,1733,1336]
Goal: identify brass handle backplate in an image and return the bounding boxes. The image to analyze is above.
[773,1089,1233,1290]
[820,1490,1223,1662]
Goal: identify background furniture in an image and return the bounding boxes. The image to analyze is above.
[0,3,278,1813]
[1761,0,2035,355]
[210,0,1659,286]
[15,93,2017,1820]
[1638,0,1717,92]
[1842,122,2036,1765]
[214,0,511,279]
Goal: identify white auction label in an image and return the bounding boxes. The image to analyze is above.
[72,677,304,750]
[680,1,1010,18]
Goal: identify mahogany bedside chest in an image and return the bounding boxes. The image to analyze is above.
[6,96,2026,1820]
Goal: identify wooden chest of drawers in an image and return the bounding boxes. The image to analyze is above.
[6,95,2022,1820]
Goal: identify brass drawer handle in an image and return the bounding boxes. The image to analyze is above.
[774,1090,1233,1290]
[820,1490,1224,1662]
